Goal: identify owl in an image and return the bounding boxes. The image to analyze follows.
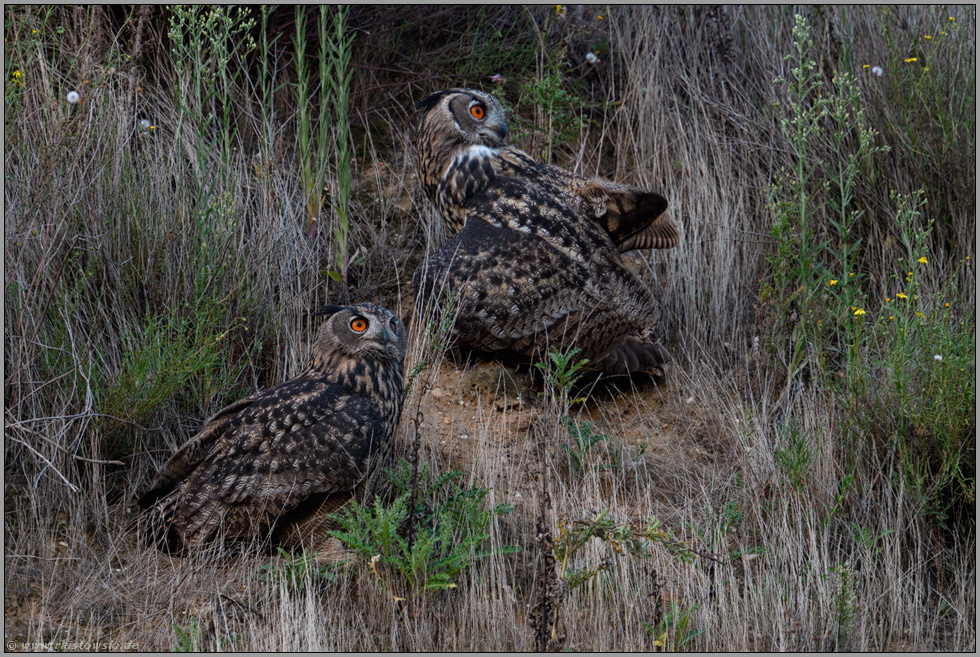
[412,88,679,377]
[137,303,407,553]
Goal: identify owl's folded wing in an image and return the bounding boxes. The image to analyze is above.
[139,380,387,549]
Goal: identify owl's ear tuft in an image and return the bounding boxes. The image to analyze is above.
[415,90,452,113]
[313,305,347,318]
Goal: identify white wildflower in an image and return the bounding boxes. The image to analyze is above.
[871,66,883,77]
[934,354,943,362]
[139,119,151,130]
[66,91,80,104]
[585,52,599,65]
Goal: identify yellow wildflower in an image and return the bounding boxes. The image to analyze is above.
[889,316,895,321]
[944,302,950,307]
[916,311,925,318]
[854,308,866,317]
[917,256,928,264]
[904,57,918,63]
[862,64,870,69]
[896,293,908,300]
[828,279,838,286]
[924,35,932,40]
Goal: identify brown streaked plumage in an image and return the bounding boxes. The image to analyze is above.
[137,303,407,553]
[413,88,678,377]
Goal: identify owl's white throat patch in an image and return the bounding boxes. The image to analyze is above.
[442,145,499,183]
[457,144,498,164]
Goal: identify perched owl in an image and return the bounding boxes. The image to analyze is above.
[413,88,679,377]
[137,303,407,553]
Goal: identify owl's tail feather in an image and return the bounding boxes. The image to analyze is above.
[592,336,669,378]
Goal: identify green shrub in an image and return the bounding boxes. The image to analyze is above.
[326,460,518,598]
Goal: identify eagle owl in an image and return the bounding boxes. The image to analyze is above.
[413,88,679,376]
[138,303,407,553]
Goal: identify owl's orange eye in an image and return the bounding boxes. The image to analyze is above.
[350,317,368,333]
[470,103,485,120]
[389,318,398,334]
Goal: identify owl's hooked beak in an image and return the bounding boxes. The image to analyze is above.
[478,124,506,148]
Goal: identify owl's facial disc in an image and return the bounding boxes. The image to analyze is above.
[346,312,402,353]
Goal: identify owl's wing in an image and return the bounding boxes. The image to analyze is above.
[142,378,388,549]
[495,148,678,251]
[583,181,678,251]
[137,392,261,508]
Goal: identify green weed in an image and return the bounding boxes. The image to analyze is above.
[773,418,814,492]
[535,346,589,406]
[256,547,347,590]
[643,601,703,652]
[561,418,609,477]
[172,617,200,653]
[168,6,256,186]
[326,460,518,598]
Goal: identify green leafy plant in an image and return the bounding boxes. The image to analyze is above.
[643,601,703,652]
[766,15,886,389]
[535,346,589,405]
[877,9,976,222]
[326,460,518,598]
[869,191,976,528]
[256,547,347,590]
[520,62,588,161]
[168,6,256,186]
[773,418,814,492]
[684,500,743,556]
[766,15,975,534]
[172,616,201,653]
[562,418,608,477]
[531,510,699,652]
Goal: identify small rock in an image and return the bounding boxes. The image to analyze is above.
[443,416,452,425]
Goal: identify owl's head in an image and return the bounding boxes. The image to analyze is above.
[415,88,508,150]
[310,303,407,369]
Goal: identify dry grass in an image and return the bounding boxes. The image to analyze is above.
[4,4,975,652]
